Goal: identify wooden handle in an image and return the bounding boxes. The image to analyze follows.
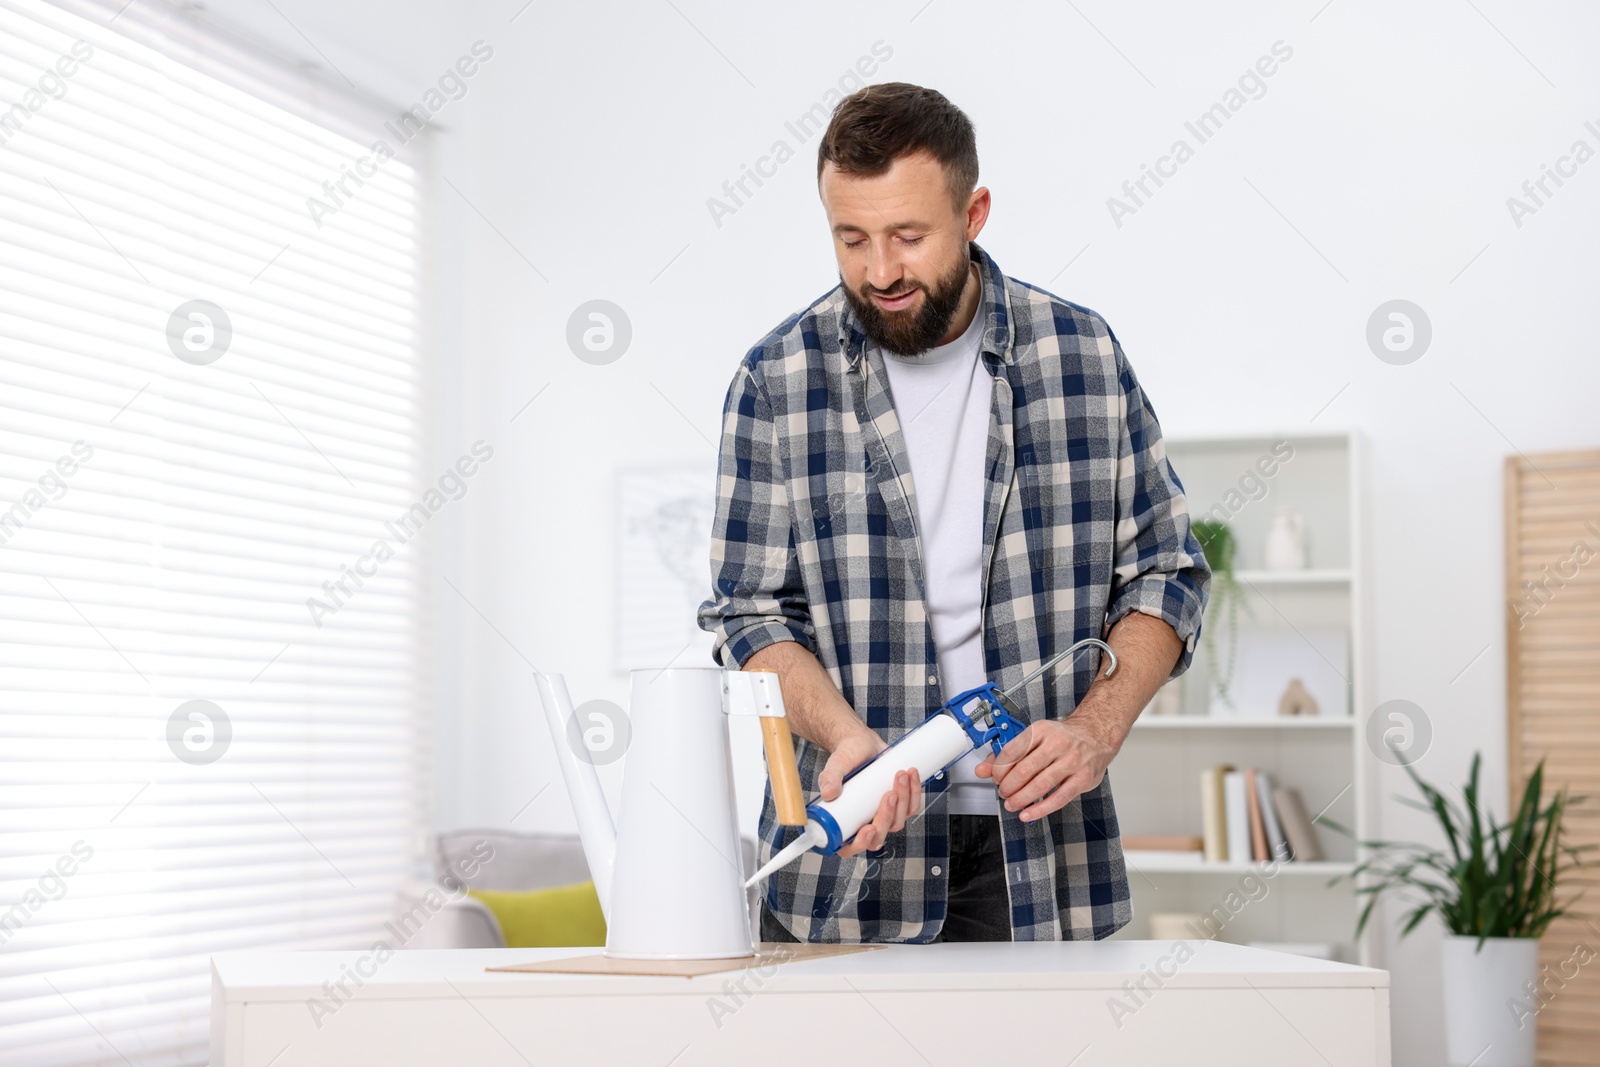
[748,669,807,826]
[761,716,808,826]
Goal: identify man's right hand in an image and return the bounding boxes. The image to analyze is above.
[741,642,922,860]
[821,728,922,859]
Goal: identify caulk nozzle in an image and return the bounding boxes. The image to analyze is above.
[743,824,825,888]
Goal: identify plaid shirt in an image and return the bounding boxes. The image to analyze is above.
[698,240,1210,942]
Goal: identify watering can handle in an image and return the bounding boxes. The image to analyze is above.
[749,669,808,827]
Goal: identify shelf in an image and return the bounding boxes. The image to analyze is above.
[1162,428,1353,449]
[1132,716,1352,730]
[1233,569,1351,586]
[1124,855,1354,876]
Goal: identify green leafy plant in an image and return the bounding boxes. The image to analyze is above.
[1191,520,1245,709]
[1330,752,1591,946]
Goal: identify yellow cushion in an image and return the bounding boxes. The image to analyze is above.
[468,881,607,948]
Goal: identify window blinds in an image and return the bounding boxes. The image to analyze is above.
[0,1,429,1064]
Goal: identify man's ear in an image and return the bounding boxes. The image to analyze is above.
[964,185,991,240]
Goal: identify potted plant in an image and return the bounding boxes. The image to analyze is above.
[1333,752,1590,1067]
[1190,520,1245,710]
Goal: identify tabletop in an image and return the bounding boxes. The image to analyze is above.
[212,940,1388,1001]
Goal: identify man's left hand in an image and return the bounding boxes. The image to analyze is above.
[974,718,1120,822]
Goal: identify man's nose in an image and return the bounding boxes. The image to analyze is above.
[863,242,905,293]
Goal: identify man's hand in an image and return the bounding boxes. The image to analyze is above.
[975,612,1185,822]
[819,727,921,858]
[742,643,923,859]
[975,718,1119,822]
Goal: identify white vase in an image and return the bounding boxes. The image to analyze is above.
[1263,507,1307,570]
[1440,935,1540,1067]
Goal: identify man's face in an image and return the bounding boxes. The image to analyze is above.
[820,150,983,357]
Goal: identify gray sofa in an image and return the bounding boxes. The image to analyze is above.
[390,829,761,949]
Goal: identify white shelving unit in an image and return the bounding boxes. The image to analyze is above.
[1108,430,1373,965]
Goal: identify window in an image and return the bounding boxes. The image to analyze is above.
[0,1,429,1064]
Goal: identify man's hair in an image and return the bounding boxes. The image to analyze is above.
[816,82,978,215]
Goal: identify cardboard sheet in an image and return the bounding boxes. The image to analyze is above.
[487,942,882,978]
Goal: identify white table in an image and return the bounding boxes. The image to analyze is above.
[211,941,1389,1066]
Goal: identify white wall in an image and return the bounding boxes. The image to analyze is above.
[204,2,1600,1063]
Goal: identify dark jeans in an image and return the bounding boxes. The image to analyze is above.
[759,814,1011,943]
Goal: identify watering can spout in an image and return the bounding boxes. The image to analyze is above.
[535,673,617,921]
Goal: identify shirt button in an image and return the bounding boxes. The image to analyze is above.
[931,865,942,877]
[927,675,938,686]
[935,772,944,780]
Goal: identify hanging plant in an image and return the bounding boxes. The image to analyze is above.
[1192,520,1245,710]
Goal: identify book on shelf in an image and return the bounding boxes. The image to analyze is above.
[1122,835,1204,852]
[1200,765,1231,863]
[1255,770,1291,861]
[1245,768,1269,861]
[1190,767,1326,864]
[1123,834,1204,867]
[1222,771,1251,864]
[1273,786,1325,861]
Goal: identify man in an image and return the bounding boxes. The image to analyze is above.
[697,82,1211,944]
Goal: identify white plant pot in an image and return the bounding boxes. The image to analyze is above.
[1440,935,1540,1067]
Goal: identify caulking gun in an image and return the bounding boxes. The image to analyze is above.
[744,637,1118,888]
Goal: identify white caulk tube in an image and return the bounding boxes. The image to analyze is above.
[743,711,975,888]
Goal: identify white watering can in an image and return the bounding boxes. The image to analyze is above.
[535,668,806,959]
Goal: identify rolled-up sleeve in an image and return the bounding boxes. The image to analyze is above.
[697,356,815,668]
[1101,330,1211,679]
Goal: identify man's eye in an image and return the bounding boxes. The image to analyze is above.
[842,236,923,248]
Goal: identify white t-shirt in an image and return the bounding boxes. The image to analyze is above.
[876,273,998,816]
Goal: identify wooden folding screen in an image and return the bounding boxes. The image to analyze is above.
[1505,449,1600,1066]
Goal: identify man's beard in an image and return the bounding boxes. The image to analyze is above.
[841,248,973,358]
